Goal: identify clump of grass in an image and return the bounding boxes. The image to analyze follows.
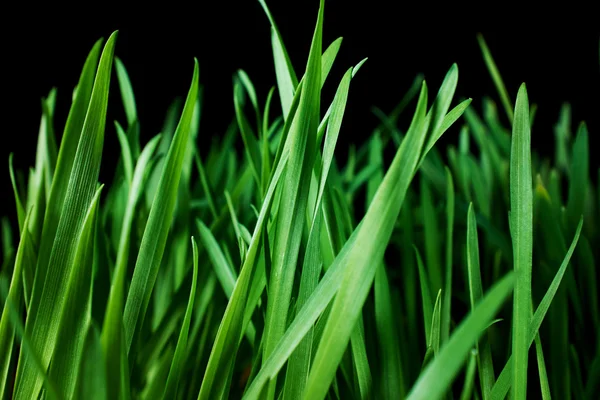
[1,1,598,399]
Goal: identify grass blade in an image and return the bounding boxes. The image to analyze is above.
[466,203,495,399]
[49,186,102,398]
[14,32,117,400]
[406,272,515,400]
[76,324,108,400]
[0,211,34,399]
[162,237,199,399]
[509,83,533,400]
[123,59,199,352]
[303,82,430,400]
[477,34,513,122]
[490,217,583,399]
[262,3,323,395]
[441,168,454,344]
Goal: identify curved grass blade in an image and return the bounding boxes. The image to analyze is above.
[115,121,134,186]
[406,272,515,400]
[123,59,199,352]
[33,38,102,300]
[459,350,478,400]
[197,149,289,400]
[162,237,199,399]
[261,4,323,395]
[115,57,137,129]
[441,168,454,344]
[243,81,431,400]
[489,217,583,400]
[8,154,25,232]
[414,245,433,342]
[49,186,102,398]
[76,324,108,400]
[477,34,513,122]
[509,83,533,400]
[14,32,117,400]
[101,134,161,399]
[196,219,256,344]
[374,263,405,399]
[466,203,495,399]
[534,334,551,400]
[302,82,430,400]
[0,211,34,399]
[1,278,60,400]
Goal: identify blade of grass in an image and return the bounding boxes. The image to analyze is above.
[477,34,513,122]
[14,32,116,400]
[8,154,25,232]
[303,81,430,400]
[509,83,533,400]
[0,211,34,399]
[466,203,495,399]
[406,272,515,400]
[162,237,199,399]
[123,59,199,352]
[197,146,289,400]
[374,263,405,399]
[115,57,137,129]
[414,245,433,342]
[459,349,477,400]
[76,324,108,400]
[441,168,454,344]
[489,217,583,399]
[262,4,323,397]
[534,333,551,400]
[49,186,102,399]
[101,134,161,399]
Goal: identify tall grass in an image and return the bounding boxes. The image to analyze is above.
[1,1,598,399]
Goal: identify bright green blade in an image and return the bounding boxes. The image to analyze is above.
[14,32,116,400]
[477,34,513,122]
[76,324,108,400]
[509,83,533,400]
[49,186,102,398]
[115,57,138,129]
[242,82,431,400]
[123,59,199,353]
[284,65,355,400]
[441,168,454,344]
[262,4,323,397]
[374,263,405,399]
[534,333,551,400]
[8,154,25,232]
[466,203,495,399]
[0,276,60,400]
[197,148,288,400]
[258,0,299,119]
[115,121,134,185]
[32,38,102,302]
[162,237,199,399]
[459,350,478,400]
[406,272,515,400]
[490,217,583,399]
[196,219,256,344]
[101,134,161,399]
[0,211,34,399]
[303,82,430,400]
[414,245,433,342]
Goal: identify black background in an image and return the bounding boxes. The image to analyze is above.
[3,2,599,205]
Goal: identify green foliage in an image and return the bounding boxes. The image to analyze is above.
[1,2,597,399]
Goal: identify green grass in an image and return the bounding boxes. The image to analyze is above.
[1,2,598,399]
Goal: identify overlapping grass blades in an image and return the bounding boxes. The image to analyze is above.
[1,2,597,399]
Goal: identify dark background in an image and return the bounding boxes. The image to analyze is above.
[3,1,599,203]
